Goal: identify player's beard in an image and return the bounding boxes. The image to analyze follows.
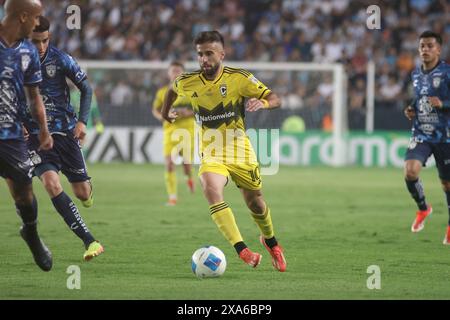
[202,63,220,78]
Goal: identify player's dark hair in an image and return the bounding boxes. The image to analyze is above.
[194,31,225,47]
[170,61,185,69]
[33,16,50,33]
[419,30,442,45]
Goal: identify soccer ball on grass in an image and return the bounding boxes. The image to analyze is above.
[191,245,226,278]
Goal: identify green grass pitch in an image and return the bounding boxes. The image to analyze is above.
[1,163,450,299]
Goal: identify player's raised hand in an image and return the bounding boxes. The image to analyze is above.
[246,98,265,112]
[404,106,416,120]
[163,110,178,123]
[38,130,53,151]
[73,121,87,144]
[429,96,443,109]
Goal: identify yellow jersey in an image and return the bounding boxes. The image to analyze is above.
[173,65,271,164]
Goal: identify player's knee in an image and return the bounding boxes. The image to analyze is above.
[404,166,420,181]
[42,178,63,197]
[13,191,34,205]
[74,189,89,201]
[202,185,222,204]
[72,183,91,201]
[247,198,265,215]
[166,162,175,172]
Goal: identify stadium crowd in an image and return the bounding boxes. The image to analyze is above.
[1,0,449,129]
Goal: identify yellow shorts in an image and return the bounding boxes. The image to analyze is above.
[198,161,262,190]
[163,118,195,162]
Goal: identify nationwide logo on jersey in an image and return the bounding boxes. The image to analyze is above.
[21,55,30,72]
[46,64,57,78]
[433,77,441,88]
[219,84,227,97]
[197,101,242,129]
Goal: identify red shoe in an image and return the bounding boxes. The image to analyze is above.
[443,226,450,245]
[166,197,177,206]
[187,179,195,193]
[411,205,432,233]
[239,248,261,268]
[260,236,286,272]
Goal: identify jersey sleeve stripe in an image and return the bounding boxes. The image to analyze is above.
[258,89,270,100]
[224,67,251,77]
[224,70,252,78]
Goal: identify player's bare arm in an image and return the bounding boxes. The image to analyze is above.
[73,79,93,144]
[73,121,87,144]
[152,107,163,122]
[404,105,416,120]
[25,85,53,150]
[246,92,282,112]
[161,88,179,123]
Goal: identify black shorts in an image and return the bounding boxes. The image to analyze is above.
[405,139,450,181]
[28,131,90,183]
[0,139,33,184]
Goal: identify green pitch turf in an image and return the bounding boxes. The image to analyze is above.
[1,164,450,299]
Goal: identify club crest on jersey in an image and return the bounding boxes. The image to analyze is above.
[21,55,30,72]
[432,77,441,88]
[219,84,227,97]
[27,150,42,166]
[46,64,57,78]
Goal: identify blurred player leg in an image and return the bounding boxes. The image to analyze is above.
[72,180,94,208]
[404,157,432,232]
[6,178,52,271]
[165,155,177,205]
[442,180,450,244]
[39,170,103,260]
[183,162,195,193]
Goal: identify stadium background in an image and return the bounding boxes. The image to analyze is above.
[12,0,447,168]
[1,0,450,300]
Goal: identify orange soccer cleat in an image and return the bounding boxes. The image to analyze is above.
[411,205,432,233]
[238,248,262,268]
[166,197,177,206]
[260,236,286,272]
[443,226,450,245]
[187,178,195,193]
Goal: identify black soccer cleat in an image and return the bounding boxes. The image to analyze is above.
[20,225,53,272]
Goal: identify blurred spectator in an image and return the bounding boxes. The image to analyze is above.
[110,80,133,107]
[379,74,403,108]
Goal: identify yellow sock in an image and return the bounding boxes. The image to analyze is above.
[165,171,177,198]
[210,202,243,246]
[251,206,274,239]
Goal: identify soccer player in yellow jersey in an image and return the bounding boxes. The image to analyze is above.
[152,61,196,206]
[161,31,286,272]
